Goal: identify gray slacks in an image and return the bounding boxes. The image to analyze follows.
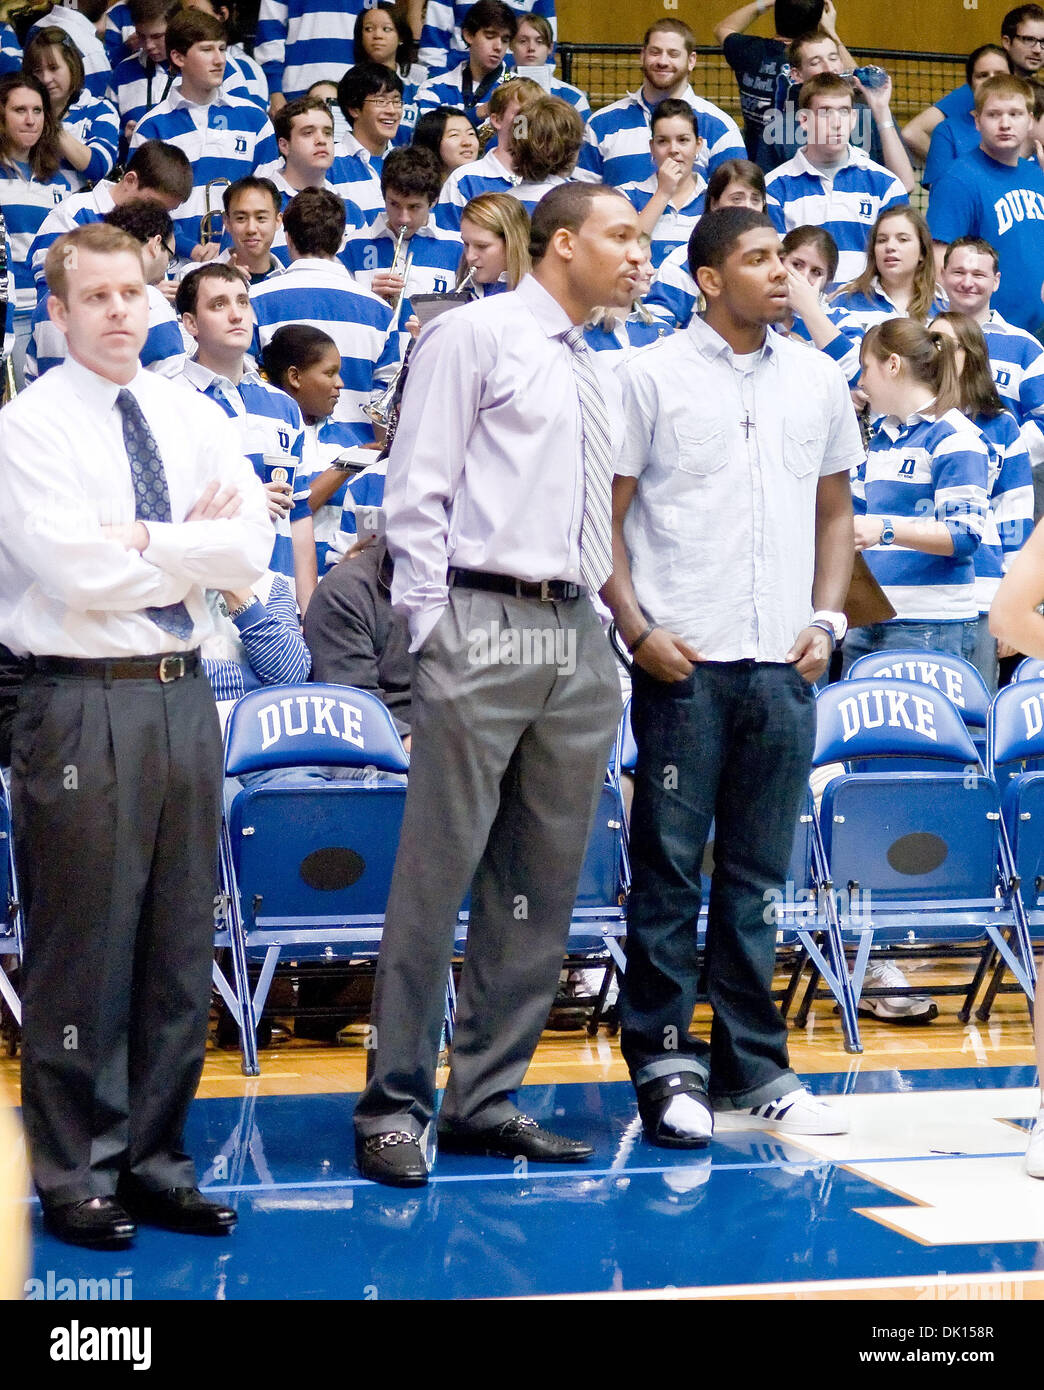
[353,587,621,1136]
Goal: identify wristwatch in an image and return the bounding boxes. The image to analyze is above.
[879,517,896,546]
[810,610,848,645]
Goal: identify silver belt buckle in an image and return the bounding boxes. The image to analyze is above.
[539,580,554,602]
[158,655,186,683]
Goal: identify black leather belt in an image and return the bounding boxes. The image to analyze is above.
[30,652,200,684]
[449,568,586,602]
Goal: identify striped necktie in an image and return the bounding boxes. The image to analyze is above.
[115,388,194,641]
[562,326,614,592]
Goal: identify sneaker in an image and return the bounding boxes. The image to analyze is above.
[729,1086,850,1136]
[1026,1112,1044,1179]
[858,960,938,1023]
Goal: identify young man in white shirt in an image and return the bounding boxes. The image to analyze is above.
[605,206,859,1148]
[353,184,645,1187]
[0,221,271,1249]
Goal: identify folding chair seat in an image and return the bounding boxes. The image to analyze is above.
[1013,659,1044,683]
[217,684,410,1075]
[845,649,990,768]
[811,679,1033,1020]
[0,772,22,1048]
[989,678,1044,928]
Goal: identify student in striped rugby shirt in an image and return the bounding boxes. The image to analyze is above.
[842,318,991,673]
[433,74,542,232]
[412,105,480,182]
[931,310,1034,691]
[621,99,706,271]
[455,189,530,297]
[24,26,118,192]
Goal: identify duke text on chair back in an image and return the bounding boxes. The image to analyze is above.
[989,679,1044,934]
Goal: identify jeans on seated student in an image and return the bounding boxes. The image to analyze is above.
[840,616,980,674]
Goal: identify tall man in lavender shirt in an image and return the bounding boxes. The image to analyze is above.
[353,183,644,1186]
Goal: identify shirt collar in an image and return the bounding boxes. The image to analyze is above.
[792,143,861,179]
[685,314,776,365]
[339,130,382,163]
[516,274,575,340]
[878,403,939,438]
[182,356,245,398]
[632,83,697,117]
[288,255,352,280]
[63,354,144,412]
[367,209,437,240]
[168,77,231,110]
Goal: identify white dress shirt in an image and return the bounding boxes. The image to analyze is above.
[0,355,272,658]
[384,273,625,648]
[616,316,862,663]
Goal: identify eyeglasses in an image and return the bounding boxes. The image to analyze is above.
[364,94,403,110]
[1015,32,1044,46]
[162,240,176,265]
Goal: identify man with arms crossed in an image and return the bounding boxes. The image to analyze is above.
[353,183,642,1186]
[604,207,859,1147]
[0,222,271,1248]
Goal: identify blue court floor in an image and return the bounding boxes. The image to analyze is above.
[19,1065,1044,1300]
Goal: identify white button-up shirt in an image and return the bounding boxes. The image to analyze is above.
[0,356,272,658]
[385,273,625,648]
[616,317,862,663]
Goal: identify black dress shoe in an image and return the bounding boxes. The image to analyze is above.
[355,1131,429,1187]
[117,1183,237,1235]
[42,1197,136,1250]
[438,1113,594,1162]
[636,1073,714,1149]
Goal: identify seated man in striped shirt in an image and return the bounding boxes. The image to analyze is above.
[434,74,542,231]
[765,71,908,289]
[578,18,746,189]
[177,261,317,614]
[130,8,278,265]
[329,61,404,225]
[414,0,514,130]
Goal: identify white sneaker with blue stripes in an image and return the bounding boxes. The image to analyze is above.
[727,1087,850,1136]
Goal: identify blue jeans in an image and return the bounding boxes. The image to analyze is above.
[618,661,814,1107]
[840,618,979,676]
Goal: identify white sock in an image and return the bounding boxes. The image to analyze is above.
[661,1093,713,1138]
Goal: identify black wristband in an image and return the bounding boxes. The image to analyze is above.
[628,621,657,654]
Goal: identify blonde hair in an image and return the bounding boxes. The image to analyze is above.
[835,207,938,324]
[457,191,531,289]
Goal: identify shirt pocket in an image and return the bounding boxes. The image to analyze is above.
[673,422,728,477]
[783,420,821,479]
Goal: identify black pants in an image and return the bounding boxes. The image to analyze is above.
[13,660,222,1205]
[619,661,815,1108]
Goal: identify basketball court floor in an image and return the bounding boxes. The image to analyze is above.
[3,964,1044,1305]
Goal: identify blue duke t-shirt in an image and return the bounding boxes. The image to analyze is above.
[927,146,1044,335]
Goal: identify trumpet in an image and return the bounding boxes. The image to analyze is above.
[387,224,414,324]
[199,177,232,246]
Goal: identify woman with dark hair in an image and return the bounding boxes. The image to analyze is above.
[842,317,991,672]
[262,323,356,573]
[775,223,838,342]
[23,26,118,190]
[412,105,478,181]
[0,72,69,383]
[354,1,426,144]
[930,309,1034,690]
[705,156,767,211]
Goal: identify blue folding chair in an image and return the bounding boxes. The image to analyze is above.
[845,649,991,767]
[0,771,22,1045]
[985,679,1044,1015]
[217,684,410,1076]
[812,678,1034,1020]
[1014,659,1044,683]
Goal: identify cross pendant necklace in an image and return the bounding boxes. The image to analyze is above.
[740,412,755,439]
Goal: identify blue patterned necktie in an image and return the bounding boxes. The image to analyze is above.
[115,388,194,641]
[562,326,614,592]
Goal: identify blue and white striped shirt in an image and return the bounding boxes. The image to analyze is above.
[765,146,908,289]
[328,131,386,226]
[328,455,388,563]
[583,312,668,359]
[0,22,21,76]
[131,84,279,256]
[59,90,119,190]
[826,280,947,389]
[620,172,706,269]
[102,2,133,68]
[856,407,989,620]
[969,407,1034,609]
[202,571,311,701]
[255,0,363,99]
[644,242,698,329]
[249,256,399,454]
[980,310,1044,468]
[26,280,187,382]
[414,58,508,129]
[28,178,113,297]
[110,54,254,145]
[0,165,70,312]
[419,0,556,75]
[341,210,462,296]
[181,358,308,582]
[251,163,367,267]
[502,57,589,118]
[577,86,745,189]
[434,147,517,232]
[28,4,110,100]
